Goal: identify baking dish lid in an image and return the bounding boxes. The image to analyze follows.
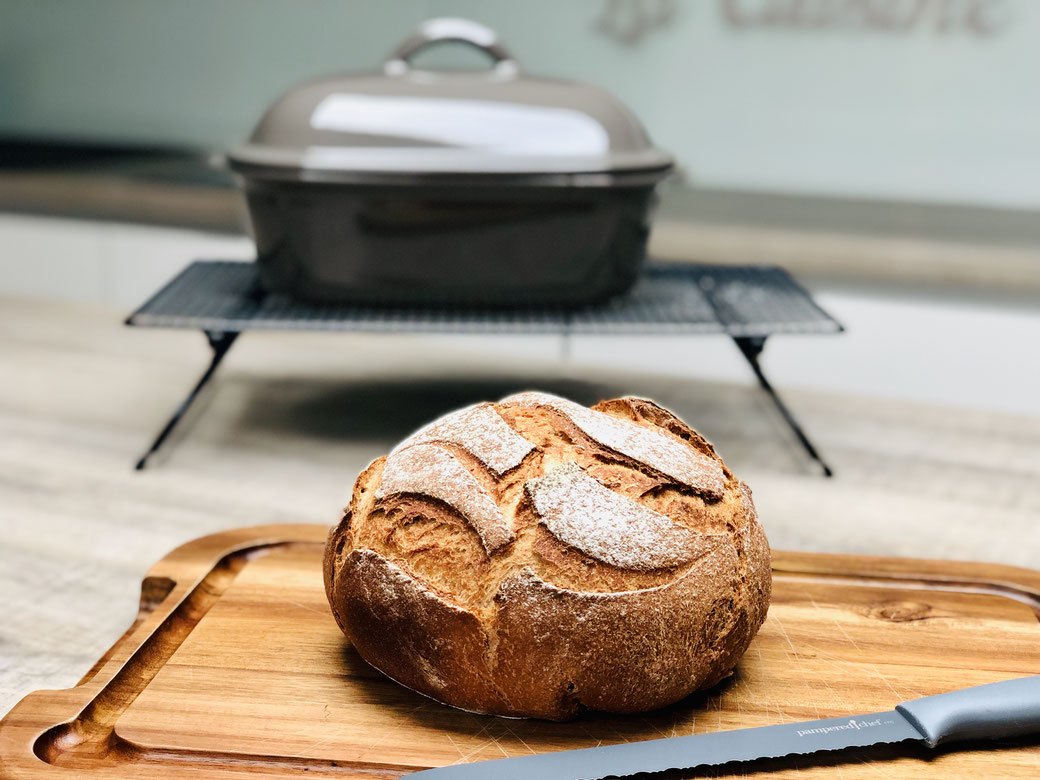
[228,18,673,185]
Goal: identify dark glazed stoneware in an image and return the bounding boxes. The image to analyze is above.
[245,181,656,306]
[229,18,673,306]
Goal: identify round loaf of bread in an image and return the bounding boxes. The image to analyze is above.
[323,392,770,720]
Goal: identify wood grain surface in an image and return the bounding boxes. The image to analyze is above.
[2,524,1039,779]
[5,293,1040,722]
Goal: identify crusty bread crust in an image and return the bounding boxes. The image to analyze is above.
[324,394,771,720]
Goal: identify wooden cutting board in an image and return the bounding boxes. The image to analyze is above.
[2,524,1039,779]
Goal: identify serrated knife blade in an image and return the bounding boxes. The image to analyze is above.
[409,676,1040,779]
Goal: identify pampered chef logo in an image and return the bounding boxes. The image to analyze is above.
[796,717,895,738]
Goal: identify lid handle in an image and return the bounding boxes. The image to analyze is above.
[384,18,518,77]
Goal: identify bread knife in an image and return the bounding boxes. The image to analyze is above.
[409,676,1040,779]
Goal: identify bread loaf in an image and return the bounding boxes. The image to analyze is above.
[323,392,770,720]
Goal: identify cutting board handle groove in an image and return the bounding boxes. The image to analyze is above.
[34,544,291,768]
[3,525,1039,780]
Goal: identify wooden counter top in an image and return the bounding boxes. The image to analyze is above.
[2,294,1039,720]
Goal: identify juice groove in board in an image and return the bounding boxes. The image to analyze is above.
[1,524,1038,779]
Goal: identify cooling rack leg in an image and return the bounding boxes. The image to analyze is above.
[134,330,240,470]
[733,336,834,477]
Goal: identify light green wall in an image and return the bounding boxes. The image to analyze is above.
[3,0,1040,209]
[3,0,689,147]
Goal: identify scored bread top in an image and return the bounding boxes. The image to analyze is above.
[526,461,703,571]
[377,443,515,553]
[501,391,725,497]
[393,402,535,476]
[341,393,747,605]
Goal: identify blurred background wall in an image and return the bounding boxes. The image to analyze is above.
[2,0,1038,418]
[3,0,1038,209]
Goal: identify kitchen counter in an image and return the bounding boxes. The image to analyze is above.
[2,293,1039,717]
[0,142,246,233]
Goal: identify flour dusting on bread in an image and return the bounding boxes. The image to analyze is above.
[377,443,514,553]
[501,391,725,497]
[396,403,535,475]
[526,462,704,571]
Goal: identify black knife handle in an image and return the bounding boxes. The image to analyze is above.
[896,675,1040,747]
